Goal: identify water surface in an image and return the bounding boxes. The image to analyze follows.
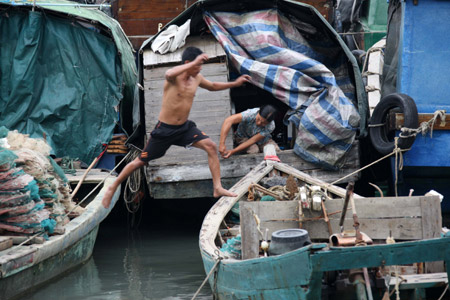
[25,198,215,300]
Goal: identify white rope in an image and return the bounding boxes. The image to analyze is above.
[393,137,403,197]
[437,284,449,300]
[191,251,223,300]
[331,145,409,186]
[123,148,143,214]
[400,110,446,139]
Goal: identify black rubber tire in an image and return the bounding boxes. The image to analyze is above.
[369,93,419,154]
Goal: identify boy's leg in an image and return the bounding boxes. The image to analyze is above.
[102,128,171,209]
[261,139,280,152]
[193,138,237,198]
[102,157,146,208]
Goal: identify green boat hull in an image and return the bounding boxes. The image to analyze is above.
[202,238,450,299]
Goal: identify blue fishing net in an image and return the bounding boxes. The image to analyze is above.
[41,218,56,235]
[220,235,242,259]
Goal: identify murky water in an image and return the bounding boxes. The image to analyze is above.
[24,198,215,300]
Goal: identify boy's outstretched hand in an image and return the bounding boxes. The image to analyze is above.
[235,74,251,86]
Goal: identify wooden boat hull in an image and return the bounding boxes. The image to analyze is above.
[202,238,450,299]
[0,226,98,300]
[199,160,450,299]
[0,177,120,300]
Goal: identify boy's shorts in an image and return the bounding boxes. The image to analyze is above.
[140,120,209,162]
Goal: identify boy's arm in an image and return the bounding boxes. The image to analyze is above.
[219,113,243,155]
[223,133,265,159]
[200,74,251,91]
[165,54,208,83]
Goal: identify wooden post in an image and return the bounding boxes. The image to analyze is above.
[240,205,259,260]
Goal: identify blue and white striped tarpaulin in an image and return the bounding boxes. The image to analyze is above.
[204,9,360,169]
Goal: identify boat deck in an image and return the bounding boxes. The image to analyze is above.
[66,169,115,184]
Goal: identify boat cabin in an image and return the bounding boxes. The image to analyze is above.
[140,0,368,199]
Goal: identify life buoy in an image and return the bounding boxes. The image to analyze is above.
[369,93,419,154]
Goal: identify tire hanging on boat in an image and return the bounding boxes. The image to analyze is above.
[369,93,419,154]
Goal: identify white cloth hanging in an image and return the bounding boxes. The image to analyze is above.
[151,19,191,54]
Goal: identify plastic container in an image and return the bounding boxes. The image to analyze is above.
[269,229,311,256]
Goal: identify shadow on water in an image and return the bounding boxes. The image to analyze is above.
[24,196,217,300]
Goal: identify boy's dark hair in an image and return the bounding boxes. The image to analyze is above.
[259,104,277,122]
[182,47,203,62]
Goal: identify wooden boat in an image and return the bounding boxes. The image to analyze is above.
[139,0,368,199]
[0,170,120,300]
[199,150,449,299]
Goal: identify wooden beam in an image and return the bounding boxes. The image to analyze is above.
[240,205,260,260]
[395,113,450,130]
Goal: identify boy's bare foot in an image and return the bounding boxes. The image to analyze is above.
[214,186,237,198]
[102,186,115,208]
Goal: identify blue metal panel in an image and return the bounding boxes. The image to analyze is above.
[398,0,450,167]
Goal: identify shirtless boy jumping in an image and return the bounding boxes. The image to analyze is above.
[102,46,251,208]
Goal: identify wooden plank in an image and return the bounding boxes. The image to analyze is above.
[146,141,360,180]
[240,203,260,259]
[420,195,444,273]
[0,237,13,251]
[389,273,448,290]
[66,169,114,184]
[240,196,439,241]
[117,0,189,13]
[420,196,442,239]
[148,177,237,199]
[395,113,450,130]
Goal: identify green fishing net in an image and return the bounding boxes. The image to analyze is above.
[48,156,68,182]
[0,126,8,138]
[0,148,17,169]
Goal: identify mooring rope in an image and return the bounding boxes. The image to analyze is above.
[331,143,407,186]
[400,109,446,139]
[191,250,223,300]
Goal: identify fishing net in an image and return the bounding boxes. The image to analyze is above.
[220,235,242,259]
[0,127,82,237]
[0,126,8,138]
[0,148,17,170]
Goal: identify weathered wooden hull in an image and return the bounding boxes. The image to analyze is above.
[202,238,450,299]
[0,177,120,300]
[0,226,98,300]
[199,160,449,299]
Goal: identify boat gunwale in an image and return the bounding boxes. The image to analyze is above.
[199,160,363,259]
[0,177,120,278]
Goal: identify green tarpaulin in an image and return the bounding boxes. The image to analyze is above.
[0,1,138,164]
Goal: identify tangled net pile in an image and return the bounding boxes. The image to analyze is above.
[0,126,83,237]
